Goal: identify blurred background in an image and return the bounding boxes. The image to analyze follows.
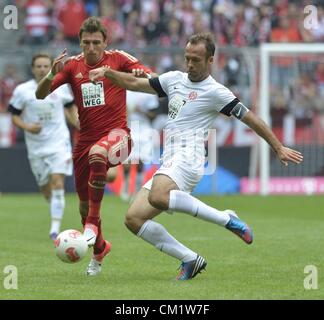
[0,0,324,195]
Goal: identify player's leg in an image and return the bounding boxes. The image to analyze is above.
[39,183,51,202]
[106,165,118,183]
[45,147,73,240]
[73,152,110,275]
[150,175,253,245]
[84,130,132,245]
[85,130,132,275]
[73,150,92,229]
[29,157,55,239]
[120,162,131,201]
[125,181,205,280]
[47,173,66,240]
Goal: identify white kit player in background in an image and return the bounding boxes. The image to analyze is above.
[89,33,303,280]
[8,53,79,241]
[121,90,159,201]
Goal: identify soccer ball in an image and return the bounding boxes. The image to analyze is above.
[54,229,88,263]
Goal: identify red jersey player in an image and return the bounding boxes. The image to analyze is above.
[36,17,153,276]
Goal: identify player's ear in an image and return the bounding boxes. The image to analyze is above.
[208,56,214,64]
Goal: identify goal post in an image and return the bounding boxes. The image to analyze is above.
[259,43,324,195]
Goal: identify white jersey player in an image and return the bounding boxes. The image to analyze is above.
[8,53,79,240]
[126,90,159,165]
[89,33,303,280]
[118,91,159,201]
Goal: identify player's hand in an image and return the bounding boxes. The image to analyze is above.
[132,68,149,78]
[51,48,68,75]
[276,146,303,166]
[27,123,42,134]
[89,66,110,83]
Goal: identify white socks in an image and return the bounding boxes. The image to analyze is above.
[169,190,231,226]
[50,189,65,234]
[137,220,197,262]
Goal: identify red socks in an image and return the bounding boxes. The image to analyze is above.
[88,153,107,224]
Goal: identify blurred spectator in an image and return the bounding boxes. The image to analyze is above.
[270,15,302,89]
[17,0,54,45]
[290,73,321,126]
[0,64,20,113]
[271,14,302,43]
[175,0,195,37]
[56,0,87,44]
[270,91,289,128]
[101,3,125,45]
[124,9,138,43]
[210,5,231,45]
[160,16,186,47]
[142,11,164,44]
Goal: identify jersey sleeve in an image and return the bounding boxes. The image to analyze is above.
[149,71,176,97]
[50,59,72,92]
[116,50,152,74]
[56,84,74,106]
[8,85,25,114]
[214,86,240,117]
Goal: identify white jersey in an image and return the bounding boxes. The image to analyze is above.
[9,79,73,158]
[126,90,158,127]
[150,71,238,164]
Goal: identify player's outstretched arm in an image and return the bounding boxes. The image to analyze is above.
[89,66,157,95]
[241,111,303,166]
[36,49,68,99]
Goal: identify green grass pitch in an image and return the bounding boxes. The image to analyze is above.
[0,193,323,300]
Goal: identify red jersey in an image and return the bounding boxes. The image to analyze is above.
[51,50,151,144]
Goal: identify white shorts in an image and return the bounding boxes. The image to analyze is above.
[143,155,203,193]
[29,151,73,187]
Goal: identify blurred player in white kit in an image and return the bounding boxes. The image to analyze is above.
[8,53,79,240]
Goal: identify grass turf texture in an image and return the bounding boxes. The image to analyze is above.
[0,193,323,299]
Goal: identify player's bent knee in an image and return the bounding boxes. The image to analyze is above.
[124,214,142,234]
[106,167,117,183]
[89,144,108,159]
[148,192,168,211]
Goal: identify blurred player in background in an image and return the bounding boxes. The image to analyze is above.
[8,53,79,240]
[120,90,159,202]
[89,32,304,280]
[36,17,154,276]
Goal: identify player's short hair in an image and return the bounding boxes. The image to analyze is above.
[31,53,53,67]
[188,33,216,59]
[79,17,107,41]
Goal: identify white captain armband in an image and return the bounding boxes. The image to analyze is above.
[230,102,249,120]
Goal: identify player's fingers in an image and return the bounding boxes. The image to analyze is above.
[89,72,98,83]
[289,151,303,162]
[132,68,144,76]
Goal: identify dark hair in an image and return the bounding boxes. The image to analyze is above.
[31,53,53,67]
[79,17,107,41]
[188,33,216,58]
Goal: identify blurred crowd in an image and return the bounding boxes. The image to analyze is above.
[1,0,324,147]
[7,0,324,48]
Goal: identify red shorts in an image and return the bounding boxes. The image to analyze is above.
[73,129,132,201]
